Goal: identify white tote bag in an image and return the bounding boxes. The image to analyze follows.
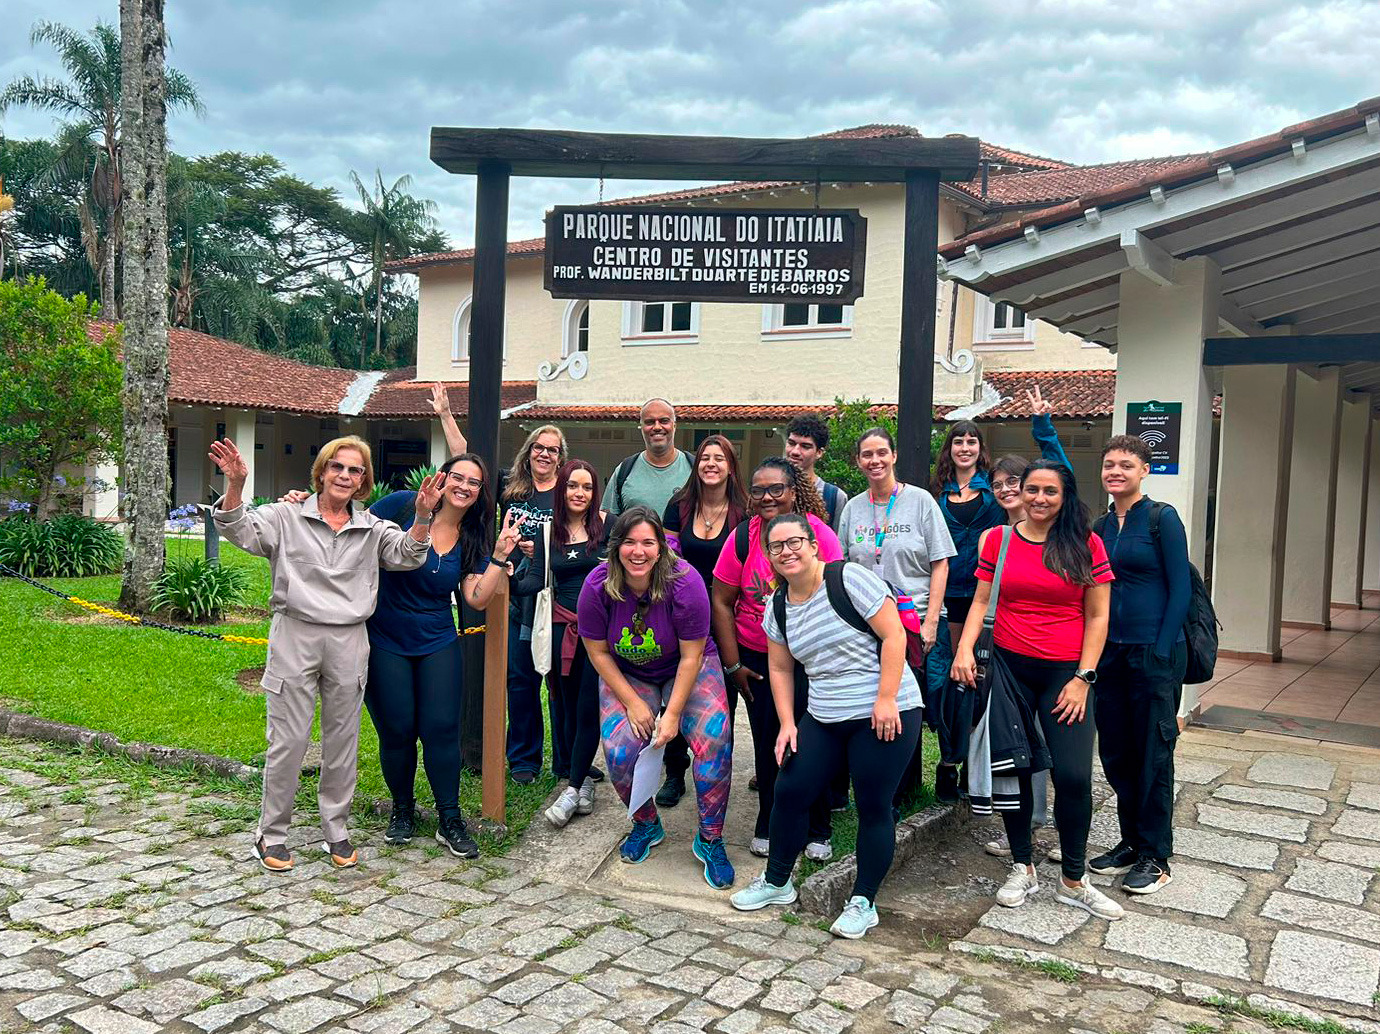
[530,520,554,675]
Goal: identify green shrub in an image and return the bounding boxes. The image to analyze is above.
[149,557,249,623]
[403,465,437,492]
[818,397,944,499]
[365,480,395,506]
[0,514,123,577]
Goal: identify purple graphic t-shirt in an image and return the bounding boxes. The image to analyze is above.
[577,559,716,684]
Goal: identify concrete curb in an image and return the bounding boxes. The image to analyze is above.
[798,802,961,916]
[0,708,261,783]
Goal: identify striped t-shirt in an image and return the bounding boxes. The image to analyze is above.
[762,563,923,723]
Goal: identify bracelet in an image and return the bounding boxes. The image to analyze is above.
[724,662,742,675]
[490,554,509,566]
[415,515,432,526]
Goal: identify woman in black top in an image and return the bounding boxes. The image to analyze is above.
[511,459,606,828]
[657,435,748,807]
[663,434,748,586]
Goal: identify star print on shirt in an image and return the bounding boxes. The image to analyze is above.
[566,549,581,560]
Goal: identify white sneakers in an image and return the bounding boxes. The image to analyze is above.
[804,840,833,863]
[749,837,770,858]
[544,786,579,828]
[1055,877,1125,921]
[996,864,1039,907]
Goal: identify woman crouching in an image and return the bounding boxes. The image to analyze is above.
[731,514,922,938]
[577,506,736,889]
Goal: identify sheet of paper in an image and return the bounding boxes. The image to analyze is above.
[627,740,667,818]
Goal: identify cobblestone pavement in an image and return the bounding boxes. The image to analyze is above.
[954,729,1380,1026]
[1,735,1375,1034]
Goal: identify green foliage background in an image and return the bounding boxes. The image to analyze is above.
[817,397,946,498]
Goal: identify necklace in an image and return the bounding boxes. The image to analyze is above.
[699,500,728,535]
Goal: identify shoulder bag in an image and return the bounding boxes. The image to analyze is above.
[530,520,554,675]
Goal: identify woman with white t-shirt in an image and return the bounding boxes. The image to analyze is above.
[730,513,921,940]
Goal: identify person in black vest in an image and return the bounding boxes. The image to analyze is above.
[1090,435,1192,895]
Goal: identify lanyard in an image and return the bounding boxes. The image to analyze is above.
[872,485,901,565]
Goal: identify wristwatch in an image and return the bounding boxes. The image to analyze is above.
[1074,668,1098,685]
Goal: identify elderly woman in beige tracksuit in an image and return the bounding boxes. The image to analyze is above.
[211,435,444,873]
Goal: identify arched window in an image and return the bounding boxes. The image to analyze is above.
[452,297,472,363]
[562,299,590,357]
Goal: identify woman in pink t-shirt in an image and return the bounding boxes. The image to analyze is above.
[712,457,843,858]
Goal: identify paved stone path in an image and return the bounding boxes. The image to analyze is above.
[4,736,1357,1034]
[954,728,1380,1024]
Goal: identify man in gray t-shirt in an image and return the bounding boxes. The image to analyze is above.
[604,398,692,519]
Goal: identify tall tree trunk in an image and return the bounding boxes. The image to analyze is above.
[372,271,383,366]
[101,231,118,317]
[118,0,171,614]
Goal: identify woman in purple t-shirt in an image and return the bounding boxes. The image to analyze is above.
[578,506,735,890]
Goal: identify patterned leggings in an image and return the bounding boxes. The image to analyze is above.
[600,661,733,839]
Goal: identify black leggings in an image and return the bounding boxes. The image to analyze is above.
[766,709,920,902]
[741,647,831,842]
[996,648,1095,881]
[365,639,463,818]
[554,624,601,789]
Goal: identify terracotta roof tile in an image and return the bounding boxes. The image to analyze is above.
[362,372,537,418]
[942,369,1117,420]
[951,154,1204,207]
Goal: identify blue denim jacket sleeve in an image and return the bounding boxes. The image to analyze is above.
[1031,414,1071,469]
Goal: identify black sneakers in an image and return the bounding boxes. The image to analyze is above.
[934,765,960,804]
[655,774,687,808]
[436,815,480,859]
[1123,857,1173,894]
[1088,842,1138,876]
[385,803,417,845]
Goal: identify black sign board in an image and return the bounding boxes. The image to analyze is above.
[1126,400,1183,475]
[544,206,866,305]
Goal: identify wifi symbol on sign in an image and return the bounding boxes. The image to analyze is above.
[1138,430,1168,448]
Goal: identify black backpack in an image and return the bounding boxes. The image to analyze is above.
[1094,501,1219,685]
[770,560,881,656]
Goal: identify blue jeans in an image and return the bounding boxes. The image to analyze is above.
[506,620,546,775]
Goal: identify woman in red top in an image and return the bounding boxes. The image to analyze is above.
[951,461,1121,921]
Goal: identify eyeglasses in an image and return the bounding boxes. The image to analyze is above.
[444,472,484,489]
[748,484,789,500]
[991,477,1022,492]
[325,460,366,479]
[766,536,811,556]
[530,444,561,458]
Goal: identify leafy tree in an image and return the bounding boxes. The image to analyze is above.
[0,277,122,518]
[350,168,438,366]
[819,397,943,498]
[0,19,201,315]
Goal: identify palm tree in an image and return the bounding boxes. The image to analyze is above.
[349,169,437,366]
[0,19,201,315]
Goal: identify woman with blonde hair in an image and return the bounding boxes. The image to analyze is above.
[210,436,442,873]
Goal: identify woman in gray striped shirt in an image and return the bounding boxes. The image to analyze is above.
[729,514,921,939]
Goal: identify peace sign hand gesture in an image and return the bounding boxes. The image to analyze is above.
[414,472,447,517]
[208,438,249,486]
[1025,384,1052,417]
[492,509,522,563]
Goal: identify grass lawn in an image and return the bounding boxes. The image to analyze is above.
[1,536,554,852]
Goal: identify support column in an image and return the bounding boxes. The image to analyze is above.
[1332,401,1373,607]
[1212,364,1295,660]
[1366,416,1380,594]
[230,409,256,503]
[1283,367,1343,628]
[84,458,122,524]
[897,170,940,486]
[1112,256,1218,566]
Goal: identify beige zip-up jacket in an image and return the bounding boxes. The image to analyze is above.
[213,494,429,626]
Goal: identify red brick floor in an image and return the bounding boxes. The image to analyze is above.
[1197,591,1380,726]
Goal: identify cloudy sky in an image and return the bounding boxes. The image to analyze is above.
[3,0,1376,249]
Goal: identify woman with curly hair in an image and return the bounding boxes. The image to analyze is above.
[712,456,843,861]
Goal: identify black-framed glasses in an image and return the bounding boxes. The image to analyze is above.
[530,443,561,458]
[325,460,366,478]
[748,484,789,500]
[991,477,1021,492]
[444,472,484,489]
[766,536,811,556]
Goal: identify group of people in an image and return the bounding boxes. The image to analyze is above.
[209,383,1193,939]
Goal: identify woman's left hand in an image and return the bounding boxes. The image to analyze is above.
[1052,677,1089,724]
[920,615,939,653]
[872,698,902,742]
[493,509,522,562]
[414,473,446,516]
[653,709,681,749]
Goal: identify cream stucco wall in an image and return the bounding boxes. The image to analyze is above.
[946,275,1118,373]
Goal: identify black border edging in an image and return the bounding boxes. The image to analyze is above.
[0,708,261,783]
[797,802,962,916]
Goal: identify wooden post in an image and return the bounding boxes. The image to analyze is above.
[481,581,510,824]
[897,170,941,487]
[470,159,510,824]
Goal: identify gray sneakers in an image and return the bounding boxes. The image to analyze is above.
[545,786,579,828]
[576,779,595,815]
[1055,877,1125,920]
[996,863,1039,907]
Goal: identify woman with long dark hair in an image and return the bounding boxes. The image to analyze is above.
[839,426,956,804]
[579,507,735,889]
[932,388,1070,647]
[367,453,522,857]
[713,456,842,861]
[658,434,748,807]
[512,460,607,827]
[951,460,1121,921]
